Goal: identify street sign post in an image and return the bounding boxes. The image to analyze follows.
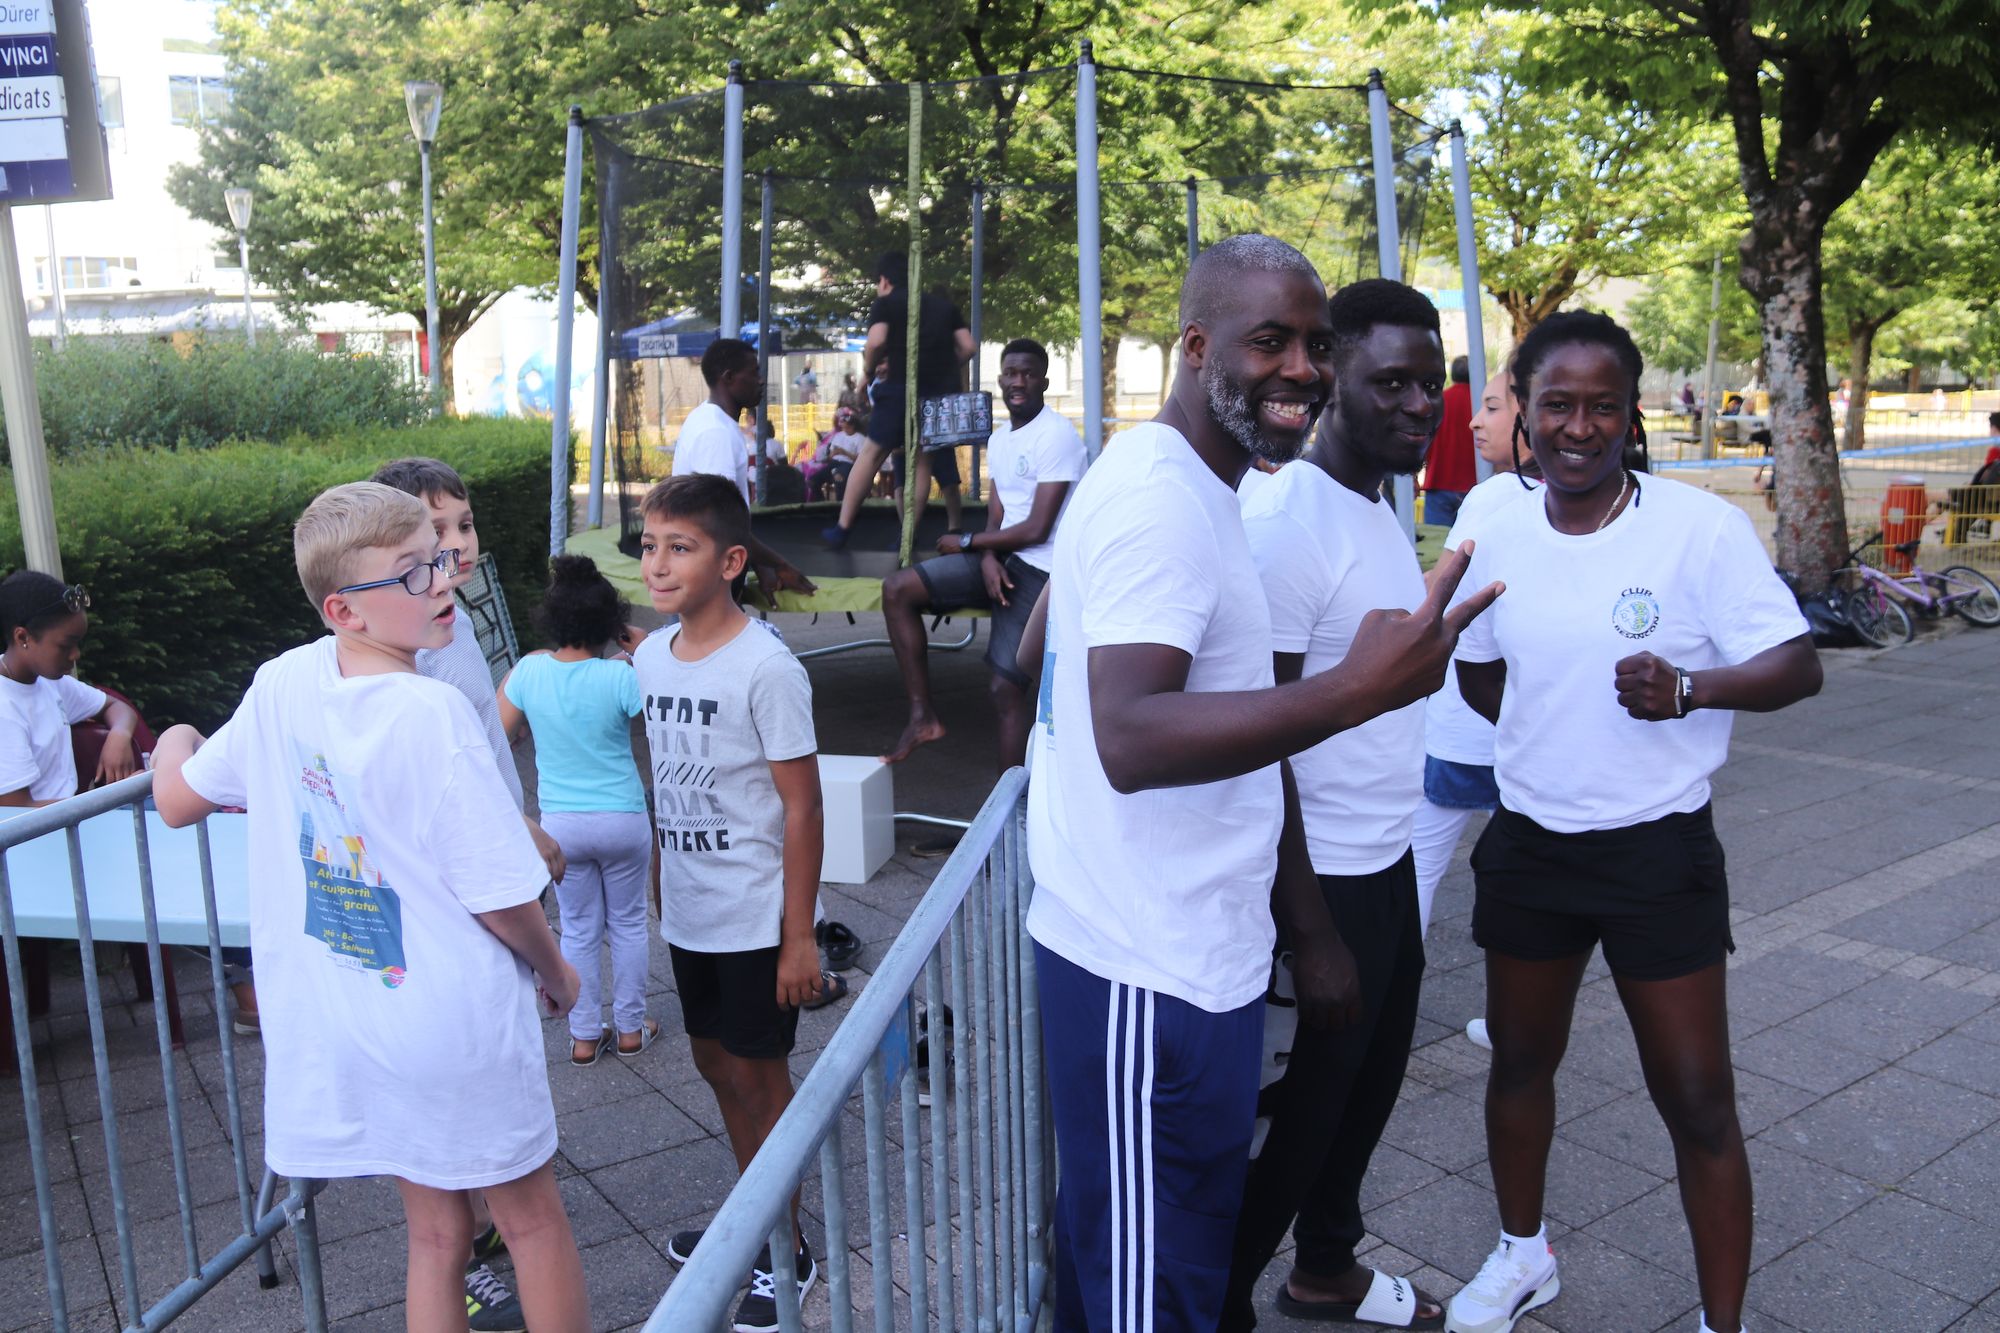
[0,0,111,576]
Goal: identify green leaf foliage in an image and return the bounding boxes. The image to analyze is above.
[18,334,426,454]
[0,420,558,731]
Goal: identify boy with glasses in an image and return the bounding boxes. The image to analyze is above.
[152,482,590,1333]
[374,456,562,1330]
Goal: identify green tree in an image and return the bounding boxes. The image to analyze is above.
[1477,0,2000,590]
[1445,15,1738,341]
[1626,258,1761,380]
[1821,139,2000,450]
[169,0,715,412]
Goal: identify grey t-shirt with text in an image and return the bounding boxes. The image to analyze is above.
[635,620,816,952]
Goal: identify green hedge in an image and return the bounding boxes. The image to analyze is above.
[24,334,429,454]
[0,419,562,731]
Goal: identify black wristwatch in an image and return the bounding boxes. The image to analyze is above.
[1673,667,1694,717]
[961,533,975,554]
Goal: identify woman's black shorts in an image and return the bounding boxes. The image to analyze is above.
[1471,803,1732,982]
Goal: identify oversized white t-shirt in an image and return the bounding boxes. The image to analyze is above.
[987,407,1086,572]
[1241,461,1426,875]
[1026,421,1282,1014]
[1425,471,1541,767]
[1450,474,1808,833]
[181,638,555,1188]
[672,401,751,502]
[0,674,106,802]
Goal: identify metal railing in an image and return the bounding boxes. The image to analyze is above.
[643,767,1050,1332]
[1,771,327,1332]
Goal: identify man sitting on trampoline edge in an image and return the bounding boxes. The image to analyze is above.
[878,338,1084,769]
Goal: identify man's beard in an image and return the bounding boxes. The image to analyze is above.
[1201,357,1310,466]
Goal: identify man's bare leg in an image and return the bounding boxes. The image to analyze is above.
[881,566,947,763]
[832,438,890,533]
[992,674,1032,772]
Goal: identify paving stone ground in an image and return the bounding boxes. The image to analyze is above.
[7,609,2000,1332]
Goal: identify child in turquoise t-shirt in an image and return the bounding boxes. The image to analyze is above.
[497,556,653,1065]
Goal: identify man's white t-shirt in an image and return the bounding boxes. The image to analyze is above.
[0,674,106,802]
[1425,472,1540,767]
[181,638,555,1189]
[1026,421,1281,1014]
[826,429,867,464]
[1451,475,1808,833]
[987,407,1086,572]
[1241,461,1426,875]
[673,401,751,502]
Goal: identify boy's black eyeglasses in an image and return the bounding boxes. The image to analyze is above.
[334,549,461,598]
[35,585,90,617]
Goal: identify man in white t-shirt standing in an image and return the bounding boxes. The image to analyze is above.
[879,338,1083,770]
[669,338,814,604]
[1026,235,1501,1332]
[1225,279,1453,1331]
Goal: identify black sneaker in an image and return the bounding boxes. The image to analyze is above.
[471,1223,507,1263]
[732,1239,818,1333]
[464,1262,526,1332]
[665,1227,703,1266]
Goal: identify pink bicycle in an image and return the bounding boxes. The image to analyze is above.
[1838,531,2000,647]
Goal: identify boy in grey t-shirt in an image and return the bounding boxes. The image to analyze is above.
[632,475,827,1331]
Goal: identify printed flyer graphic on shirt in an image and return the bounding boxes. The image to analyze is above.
[646,692,731,852]
[294,748,407,984]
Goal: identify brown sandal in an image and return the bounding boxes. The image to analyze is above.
[615,1018,661,1058]
[570,1028,610,1066]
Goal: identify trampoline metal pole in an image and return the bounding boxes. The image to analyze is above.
[1185,175,1199,265]
[756,168,774,506]
[970,180,985,502]
[901,83,923,570]
[1076,40,1105,463]
[587,199,611,528]
[1450,120,1491,484]
[550,106,585,558]
[721,61,745,336]
[1367,70,1415,544]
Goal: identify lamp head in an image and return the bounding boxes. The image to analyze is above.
[403,80,443,144]
[223,187,252,231]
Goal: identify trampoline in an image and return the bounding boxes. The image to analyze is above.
[567,502,994,661]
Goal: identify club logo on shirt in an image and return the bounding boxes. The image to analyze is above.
[1014,452,1030,477]
[1612,587,1660,639]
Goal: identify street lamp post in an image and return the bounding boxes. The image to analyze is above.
[223,187,254,346]
[404,80,444,412]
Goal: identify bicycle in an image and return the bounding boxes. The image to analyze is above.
[1835,531,2000,647]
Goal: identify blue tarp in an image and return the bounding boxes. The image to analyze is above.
[616,316,783,361]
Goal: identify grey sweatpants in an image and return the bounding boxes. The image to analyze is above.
[539,810,653,1041]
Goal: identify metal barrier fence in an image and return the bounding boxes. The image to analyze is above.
[1,772,327,1332]
[1657,435,2000,573]
[644,768,1049,1333]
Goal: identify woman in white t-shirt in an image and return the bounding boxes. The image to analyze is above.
[0,571,141,807]
[1444,313,1821,1333]
[1409,360,1539,942]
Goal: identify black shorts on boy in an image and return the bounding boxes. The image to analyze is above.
[1470,802,1733,981]
[669,943,802,1059]
[911,550,1048,688]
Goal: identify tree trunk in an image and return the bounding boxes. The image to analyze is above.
[1844,320,1880,453]
[1100,329,1121,426]
[1740,233,1847,593]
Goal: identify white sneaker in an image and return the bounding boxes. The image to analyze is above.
[1446,1235,1559,1333]
[1466,1018,1492,1050]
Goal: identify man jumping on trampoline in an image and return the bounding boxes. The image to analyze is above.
[821,251,975,549]
[878,337,1084,769]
